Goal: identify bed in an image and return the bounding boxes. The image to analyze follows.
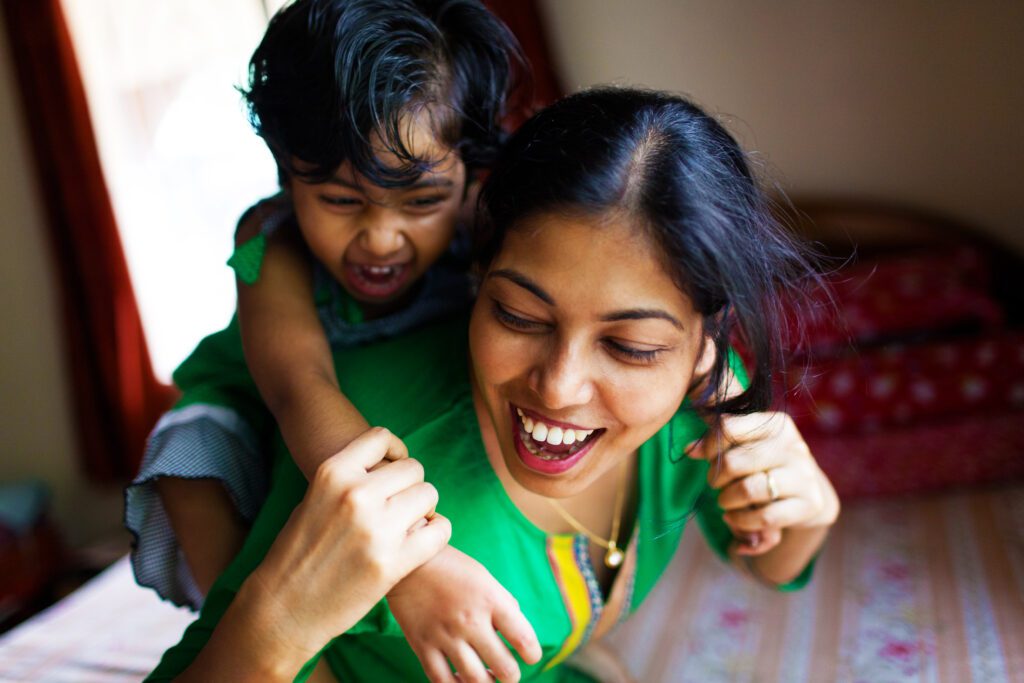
[0,482,1020,682]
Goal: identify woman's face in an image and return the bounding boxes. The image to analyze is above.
[469,211,710,498]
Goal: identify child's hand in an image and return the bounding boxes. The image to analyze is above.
[387,546,542,683]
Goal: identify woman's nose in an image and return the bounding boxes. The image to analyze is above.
[530,342,594,410]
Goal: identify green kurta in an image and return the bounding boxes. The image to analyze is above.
[148,313,811,682]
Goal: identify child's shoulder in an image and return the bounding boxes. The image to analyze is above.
[228,193,295,286]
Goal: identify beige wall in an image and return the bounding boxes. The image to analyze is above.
[540,0,1024,253]
[0,12,124,548]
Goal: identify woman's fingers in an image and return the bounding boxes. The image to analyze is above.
[315,427,409,485]
[734,527,783,556]
[362,456,427,500]
[723,498,812,533]
[401,513,452,571]
[386,480,441,529]
[716,464,807,511]
[706,442,792,490]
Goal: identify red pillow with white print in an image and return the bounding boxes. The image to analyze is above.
[781,331,1024,436]
[786,246,1004,356]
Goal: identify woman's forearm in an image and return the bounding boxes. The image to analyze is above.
[176,579,317,682]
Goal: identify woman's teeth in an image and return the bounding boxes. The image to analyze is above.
[516,408,594,447]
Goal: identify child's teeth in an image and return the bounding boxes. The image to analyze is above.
[524,416,534,432]
[546,426,563,446]
[516,408,524,417]
[532,422,548,442]
[563,429,576,445]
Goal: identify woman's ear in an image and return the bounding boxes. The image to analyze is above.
[694,335,717,379]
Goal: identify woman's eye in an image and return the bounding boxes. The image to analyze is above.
[491,300,547,331]
[604,339,663,364]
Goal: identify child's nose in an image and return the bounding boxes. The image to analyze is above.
[360,222,405,258]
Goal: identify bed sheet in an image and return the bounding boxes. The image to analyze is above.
[606,483,1024,682]
[0,484,1021,682]
[0,557,192,682]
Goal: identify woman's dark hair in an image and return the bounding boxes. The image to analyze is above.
[242,0,525,186]
[475,87,821,417]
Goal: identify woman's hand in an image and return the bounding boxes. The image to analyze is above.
[387,546,541,683]
[688,413,839,566]
[188,427,452,680]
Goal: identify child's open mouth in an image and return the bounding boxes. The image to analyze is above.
[344,262,411,299]
[510,405,603,475]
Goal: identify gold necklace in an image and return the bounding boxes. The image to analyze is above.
[547,459,630,568]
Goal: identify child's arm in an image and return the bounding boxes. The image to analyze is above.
[236,216,541,682]
[235,220,370,479]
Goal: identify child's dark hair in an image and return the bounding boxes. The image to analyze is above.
[242,0,524,187]
[475,87,821,417]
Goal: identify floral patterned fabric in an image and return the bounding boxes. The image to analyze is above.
[605,484,1024,682]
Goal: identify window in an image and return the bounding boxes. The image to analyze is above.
[62,0,287,381]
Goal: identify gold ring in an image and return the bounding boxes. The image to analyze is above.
[764,470,779,502]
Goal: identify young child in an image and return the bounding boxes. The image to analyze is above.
[126,0,542,679]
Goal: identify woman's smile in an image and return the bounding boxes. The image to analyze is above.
[469,210,708,498]
[510,404,604,474]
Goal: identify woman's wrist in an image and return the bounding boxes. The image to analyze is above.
[212,574,324,678]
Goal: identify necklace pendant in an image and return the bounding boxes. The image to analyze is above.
[604,543,624,569]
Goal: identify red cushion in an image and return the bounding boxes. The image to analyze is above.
[782,331,1024,435]
[806,412,1024,498]
[788,246,1003,355]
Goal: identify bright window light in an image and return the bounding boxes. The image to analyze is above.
[62,0,288,382]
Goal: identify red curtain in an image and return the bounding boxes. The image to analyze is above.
[486,0,564,126]
[1,0,175,482]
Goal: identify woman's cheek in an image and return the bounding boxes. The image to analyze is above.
[607,366,692,439]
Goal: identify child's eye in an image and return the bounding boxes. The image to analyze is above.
[603,339,664,364]
[491,300,547,331]
[320,195,362,208]
[407,195,447,210]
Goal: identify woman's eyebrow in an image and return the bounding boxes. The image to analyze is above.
[488,269,683,328]
[601,309,684,330]
[487,269,554,305]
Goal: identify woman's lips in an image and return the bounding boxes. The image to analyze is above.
[343,262,411,299]
[509,404,603,475]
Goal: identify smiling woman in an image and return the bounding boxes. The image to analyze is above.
[149,87,838,683]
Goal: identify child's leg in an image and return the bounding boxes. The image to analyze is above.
[155,477,249,595]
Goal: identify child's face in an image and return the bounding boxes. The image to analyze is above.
[288,121,467,315]
[469,210,712,499]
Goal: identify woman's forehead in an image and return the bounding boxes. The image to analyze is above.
[490,211,698,320]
